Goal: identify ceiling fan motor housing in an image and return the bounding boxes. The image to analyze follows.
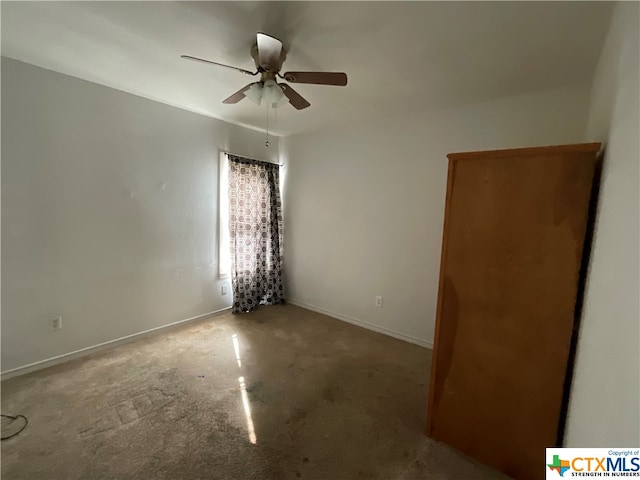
[251,43,287,72]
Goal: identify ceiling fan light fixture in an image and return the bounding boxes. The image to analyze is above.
[244,83,263,105]
[271,94,289,108]
[263,79,286,106]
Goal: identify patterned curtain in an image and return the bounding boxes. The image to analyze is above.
[227,154,284,313]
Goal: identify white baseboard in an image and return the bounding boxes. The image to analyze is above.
[1,307,232,380]
[286,298,433,350]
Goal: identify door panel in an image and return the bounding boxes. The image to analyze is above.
[427,145,598,479]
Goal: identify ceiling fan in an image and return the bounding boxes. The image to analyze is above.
[181,32,348,110]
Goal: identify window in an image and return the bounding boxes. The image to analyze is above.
[225,153,284,312]
[219,152,230,278]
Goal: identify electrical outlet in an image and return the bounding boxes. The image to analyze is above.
[50,316,63,331]
[375,296,383,308]
[221,284,228,295]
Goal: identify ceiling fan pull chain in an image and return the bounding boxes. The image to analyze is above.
[265,102,270,147]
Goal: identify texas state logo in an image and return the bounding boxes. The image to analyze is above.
[546,448,640,478]
[548,454,571,477]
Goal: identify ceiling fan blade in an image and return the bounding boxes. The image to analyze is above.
[280,84,310,110]
[222,83,256,104]
[181,55,256,76]
[283,71,348,86]
[256,32,283,70]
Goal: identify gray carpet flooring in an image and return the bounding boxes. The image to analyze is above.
[1,304,508,479]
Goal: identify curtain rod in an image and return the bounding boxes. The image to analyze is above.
[221,150,283,166]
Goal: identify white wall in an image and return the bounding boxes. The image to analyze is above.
[1,58,279,373]
[565,2,640,446]
[282,84,591,347]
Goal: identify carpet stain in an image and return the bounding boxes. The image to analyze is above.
[286,408,308,425]
[321,385,344,403]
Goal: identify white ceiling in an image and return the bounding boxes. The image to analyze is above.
[1,1,613,136]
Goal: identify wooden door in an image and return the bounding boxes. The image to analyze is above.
[426,144,600,479]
